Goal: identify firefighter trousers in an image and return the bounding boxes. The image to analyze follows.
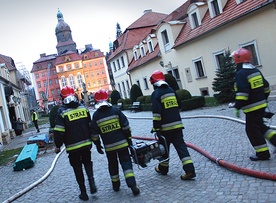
[106,148,136,188]
[246,108,276,158]
[158,129,195,174]
[68,147,94,192]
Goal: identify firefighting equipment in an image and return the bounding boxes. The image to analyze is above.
[94,89,108,102]
[60,86,75,98]
[231,48,251,64]
[130,185,140,196]
[234,108,240,118]
[130,135,168,168]
[149,70,167,87]
[60,86,77,104]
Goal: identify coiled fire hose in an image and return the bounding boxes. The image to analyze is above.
[3,115,276,202]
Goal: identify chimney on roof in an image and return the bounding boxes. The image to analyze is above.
[85,44,93,50]
[143,9,152,14]
[40,53,46,57]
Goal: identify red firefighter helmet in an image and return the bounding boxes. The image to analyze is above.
[60,86,75,98]
[60,86,77,104]
[94,89,108,102]
[231,48,251,64]
[149,70,165,85]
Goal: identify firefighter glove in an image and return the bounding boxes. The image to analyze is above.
[234,108,240,118]
[127,138,133,146]
[96,145,104,154]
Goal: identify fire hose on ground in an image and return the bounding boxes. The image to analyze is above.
[3,115,276,202]
[130,114,276,181]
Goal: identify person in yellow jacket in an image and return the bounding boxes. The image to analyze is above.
[31,110,40,133]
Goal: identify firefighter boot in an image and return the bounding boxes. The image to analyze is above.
[155,166,167,175]
[88,177,97,194]
[112,180,121,191]
[131,185,140,196]
[79,185,89,201]
[180,171,196,180]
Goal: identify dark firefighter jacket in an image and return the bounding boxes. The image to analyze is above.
[91,105,131,153]
[234,63,270,113]
[151,83,184,133]
[54,102,92,153]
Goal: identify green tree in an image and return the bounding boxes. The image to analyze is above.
[164,74,180,91]
[110,90,121,105]
[130,84,143,103]
[212,49,236,103]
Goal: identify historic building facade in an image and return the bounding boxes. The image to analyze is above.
[31,10,110,109]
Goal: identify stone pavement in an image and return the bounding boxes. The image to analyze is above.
[0,102,276,203]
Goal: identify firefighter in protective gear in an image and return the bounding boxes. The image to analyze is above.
[149,70,196,180]
[54,86,97,201]
[232,48,276,161]
[91,89,140,196]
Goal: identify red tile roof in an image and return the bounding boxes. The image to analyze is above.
[0,54,16,71]
[174,0,272,48]
[127,44,161,72]
[107,11,168,61]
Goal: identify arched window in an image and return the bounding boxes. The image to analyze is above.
[77,74,83,88]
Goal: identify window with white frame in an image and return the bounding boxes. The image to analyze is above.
[117,83,122,97]
[191,12,199,28]
[122,81,127,98]
[120,56,125,67]
[143,77,149,90]
[134,51,138,60]
[148,41,154,53]
[126,80,130,97]
[77,74,82,88]
[167,68,182,89]
[240,40,260,66]
[161,30,170,52]
[213,49,225,70]
[61,76,67,87]
[209,0,220,17]
[136,80,140,88]
[69,75,75,89]
[112,61,117,72]
[140,46,145,57]
[116,59,121,70]
[192,57,206,78]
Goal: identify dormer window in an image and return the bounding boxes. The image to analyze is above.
[134,51,138,60]
[188,2,208,29]
[208,0,227,18]
[161,30,170,52]
[148,41,154,53]
[140,46,145,57]
[83,55,88,60]
[64,56,70,62]
[191,12,199,28]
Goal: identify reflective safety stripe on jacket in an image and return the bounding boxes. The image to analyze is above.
[91,106,130,152]
[234,63,270,113]
[151,86,184,133]
[54,104,92,153]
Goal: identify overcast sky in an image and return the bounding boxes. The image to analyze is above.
[0,0,186,72]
